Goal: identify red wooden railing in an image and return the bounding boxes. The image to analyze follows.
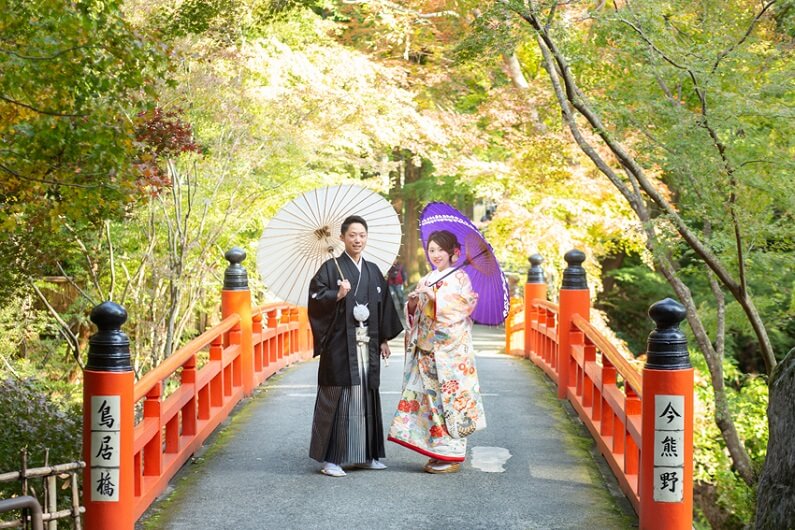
[505,251,693,530]
[510,295,645,509]
[83,248,313,529]
[130,302,310,520]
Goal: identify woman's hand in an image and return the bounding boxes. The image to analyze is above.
[415,280,436,300]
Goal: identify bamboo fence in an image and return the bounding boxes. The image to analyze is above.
[0,450,84,530]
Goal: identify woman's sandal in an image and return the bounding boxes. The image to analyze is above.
[424,460,461,474]
[423,458,441,472]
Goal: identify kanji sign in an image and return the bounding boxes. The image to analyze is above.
[653,467,683,502]
[654,430,684,467]
[653,395,685,502]
[655,395,684,430]
[90,432,120,467]
[90,469,119,502]
[90,396,121,502]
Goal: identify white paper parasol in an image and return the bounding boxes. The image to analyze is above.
[256,185,402,306]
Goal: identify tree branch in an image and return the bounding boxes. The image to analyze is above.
[511,2,776,372]
[0,94,85,118]
[0,163,106,189]
[0,45,87,61]
[105,220,116,301]
[29,280,85,369]
[712,1,777,73]
[63,224,106,301]
[623,5,756,314]
[56,262,97,307]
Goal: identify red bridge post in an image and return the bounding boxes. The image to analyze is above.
[83,302,135,530]
[524,254,547,360]
[640,298,693,529]
[557,250,590,399]
[220,247,255,395]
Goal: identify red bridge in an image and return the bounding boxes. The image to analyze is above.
[73,248,693,530]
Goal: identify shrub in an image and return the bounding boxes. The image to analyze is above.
[0,378,82,499]
[692,354,768,528]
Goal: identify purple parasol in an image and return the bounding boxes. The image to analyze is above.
[419,202,510,326]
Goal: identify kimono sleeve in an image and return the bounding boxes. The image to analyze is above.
[378,270,404,342]
[307,261,341,357]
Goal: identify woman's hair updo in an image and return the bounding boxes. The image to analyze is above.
[427,230,461,257]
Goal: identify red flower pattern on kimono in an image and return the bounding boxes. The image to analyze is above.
[429,425,445,438]
[441,379,460,394]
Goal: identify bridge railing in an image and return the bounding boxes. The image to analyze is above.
[505,251,694,530]
[82,248,313,529]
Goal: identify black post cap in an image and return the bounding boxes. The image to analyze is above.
[224,247,249,290]
[86,302,132,372]
[645,298,691,370]
[561,249,588,290]
[527,254,545,284]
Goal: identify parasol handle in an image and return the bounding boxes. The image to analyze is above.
[329,247,346,282]
[433,247,489,283]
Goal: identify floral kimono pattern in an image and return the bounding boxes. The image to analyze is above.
[387,268,486,462]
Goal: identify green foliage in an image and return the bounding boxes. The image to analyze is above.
[452,2,522,62]
[596,254,673,354]
[157,0,243,37]
[0,0,170,299]
[567,0,795,360]
[692,354,769,526]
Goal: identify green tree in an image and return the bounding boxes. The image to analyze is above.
[0,0,169,298]
[471,0,793,523]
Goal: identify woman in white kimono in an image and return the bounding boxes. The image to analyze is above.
[387,230,486,473]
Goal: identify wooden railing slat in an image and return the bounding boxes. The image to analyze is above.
[571,314,642,397]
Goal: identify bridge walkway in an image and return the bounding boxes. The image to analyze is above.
[138,326,636,530]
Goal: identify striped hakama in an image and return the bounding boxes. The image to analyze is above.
[309,326,384,465]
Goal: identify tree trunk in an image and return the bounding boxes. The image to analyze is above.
[403,152,423,286]
[502,51,546,132]
[513,5,759,485]
[755,348,795,528]
[509,2,777,374]
[502,52,529,89]
[390,148,406,265]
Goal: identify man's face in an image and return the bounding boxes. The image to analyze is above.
[341,222,368,257]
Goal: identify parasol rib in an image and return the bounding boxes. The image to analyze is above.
[432,247,490,284]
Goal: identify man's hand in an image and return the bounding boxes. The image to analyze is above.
[380,341,391,366]
[336,279,351,300]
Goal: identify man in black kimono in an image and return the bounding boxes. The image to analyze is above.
[307,215,403,477]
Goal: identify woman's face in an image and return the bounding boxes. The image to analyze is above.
[427,241,454,271]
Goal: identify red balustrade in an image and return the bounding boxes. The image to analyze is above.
[83,249,313,529]
[504,250,693,530]
[569,314,642,510]
[504,296,525,355]
[128,301,312,521]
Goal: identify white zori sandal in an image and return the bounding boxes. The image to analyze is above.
[354,460,387,470]
[320,462,346,477]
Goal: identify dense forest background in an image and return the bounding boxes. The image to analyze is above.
[1,1,793,527]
